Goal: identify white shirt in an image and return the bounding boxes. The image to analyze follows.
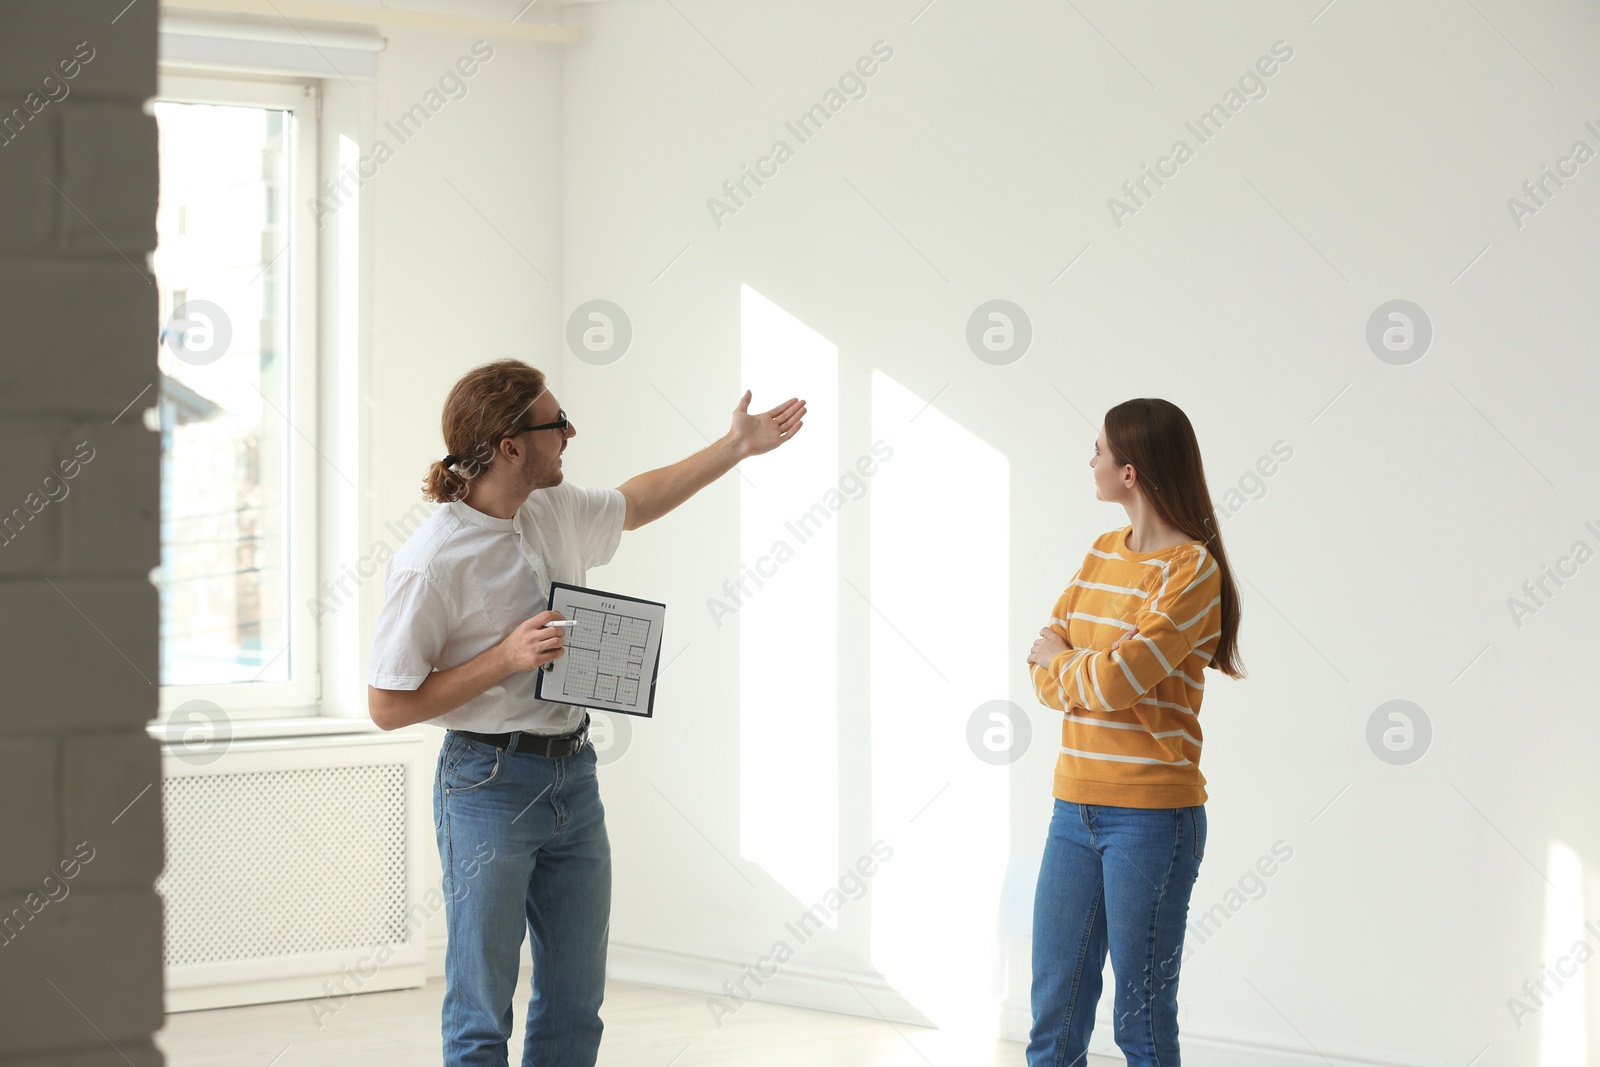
[367,480,627,734]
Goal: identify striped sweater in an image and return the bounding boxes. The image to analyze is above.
[1028,526,1224,808]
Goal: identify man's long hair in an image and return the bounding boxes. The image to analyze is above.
[423,360,547,503]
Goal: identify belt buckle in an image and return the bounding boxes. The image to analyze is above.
[513,718,586,758]
[554,714,587,757]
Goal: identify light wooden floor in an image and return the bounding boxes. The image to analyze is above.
[154,977,1125,1066]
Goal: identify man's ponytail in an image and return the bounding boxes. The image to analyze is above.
[423,457,471,503]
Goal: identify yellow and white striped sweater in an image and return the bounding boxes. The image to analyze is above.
[1028,525,1223,808]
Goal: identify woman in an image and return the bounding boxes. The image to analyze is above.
[1023,397,1244,1066]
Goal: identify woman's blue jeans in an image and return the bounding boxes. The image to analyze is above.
[1028,799,1206,1067]
[433,730,610,1067]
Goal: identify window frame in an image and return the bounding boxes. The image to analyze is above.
[154,72,322,720]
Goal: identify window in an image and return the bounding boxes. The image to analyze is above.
[153,75,320,716]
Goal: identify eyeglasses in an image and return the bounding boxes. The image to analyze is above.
[507,409,570,438]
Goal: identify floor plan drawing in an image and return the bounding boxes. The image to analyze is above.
[538,583,665,717]
[556,607,652,709]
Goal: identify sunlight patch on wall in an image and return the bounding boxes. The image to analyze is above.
[869,368,1010,1033]
[737,283,840,916]
[1540,840,1586,1067]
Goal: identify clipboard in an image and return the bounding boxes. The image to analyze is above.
[533,581,665,718]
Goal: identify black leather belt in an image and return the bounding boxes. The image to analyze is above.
[454,714,589,758]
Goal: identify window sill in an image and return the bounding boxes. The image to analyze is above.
[145,712,385,745]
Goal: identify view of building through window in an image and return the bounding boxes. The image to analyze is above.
[152,100,293,687]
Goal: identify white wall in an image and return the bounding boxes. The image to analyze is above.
[547,1,1600,1064]
[337,18,568,976]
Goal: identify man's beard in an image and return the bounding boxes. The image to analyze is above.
[520,452,562,491]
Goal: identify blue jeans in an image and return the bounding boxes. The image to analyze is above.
[434,730,610,1067]
[1028,799,1206,1067]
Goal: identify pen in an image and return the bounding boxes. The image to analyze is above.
[539,619,575,672]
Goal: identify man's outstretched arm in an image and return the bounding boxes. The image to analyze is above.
[617,390,805,531]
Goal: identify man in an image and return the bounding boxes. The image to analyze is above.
[367,359,805,1065]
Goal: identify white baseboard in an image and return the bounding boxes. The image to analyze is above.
[605,940,931,1028]
[165,964,425,1014]
[431,933,925,1027]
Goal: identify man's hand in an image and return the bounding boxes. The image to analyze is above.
[727,390,805,460]
[616,391,807,532]
[499,611,568,673]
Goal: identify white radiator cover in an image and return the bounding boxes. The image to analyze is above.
[156,729,430,1013]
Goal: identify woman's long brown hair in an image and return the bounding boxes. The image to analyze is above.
[1104,398,1245,679]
